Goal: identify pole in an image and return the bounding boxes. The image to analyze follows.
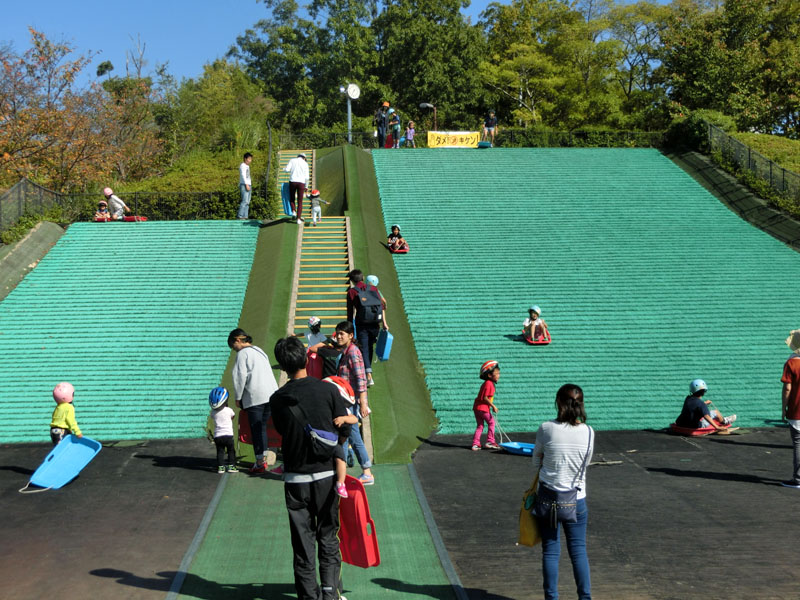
[433,106,437,132]
[347,97,352,144]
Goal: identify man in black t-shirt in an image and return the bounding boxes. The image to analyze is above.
[271,336,350,600]
[483,110,498,144]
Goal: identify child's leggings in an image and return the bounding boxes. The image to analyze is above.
[311,205,322,223]
[214,435,236,467]
[472,409,496,447]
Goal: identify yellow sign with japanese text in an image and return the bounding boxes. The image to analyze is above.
[427,131,481,148]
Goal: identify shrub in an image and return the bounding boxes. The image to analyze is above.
[666,109,737,151]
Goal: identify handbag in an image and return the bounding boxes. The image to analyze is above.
[518,472,541,547]
[532,427,593,528]
[288,404,339,460]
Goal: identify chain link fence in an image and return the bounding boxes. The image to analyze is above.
[708,123,800,202]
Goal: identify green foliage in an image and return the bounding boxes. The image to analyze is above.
[0,208,65,245]
[711,149,800,217]
[732,133,800,174]
[665,109,737,150]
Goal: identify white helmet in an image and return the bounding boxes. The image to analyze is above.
[689,379,708,394]
[366,275,379,287]
[529,305,541,315]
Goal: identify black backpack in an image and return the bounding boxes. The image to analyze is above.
[354,285,383,325]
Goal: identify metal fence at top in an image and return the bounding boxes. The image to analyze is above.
[708,123,800,202]
[279,129,665,151]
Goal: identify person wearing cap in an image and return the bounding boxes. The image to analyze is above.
[237,152,253,219]
[482,110,498,144]
[373,101,390,148]
[781,330,800,488]
[284,153,310,224]
[308,189,330,227]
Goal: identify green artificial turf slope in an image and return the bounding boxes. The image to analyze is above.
[177,465,458,600]
[343,146,439,463]
[373,148,800,434]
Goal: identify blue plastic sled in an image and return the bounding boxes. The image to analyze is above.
[499,441,535,456]
[29,435,102,489]
[376,329,393,361]
[281,182,293,216]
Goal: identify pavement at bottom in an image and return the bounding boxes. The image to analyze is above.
[412,427,800,600]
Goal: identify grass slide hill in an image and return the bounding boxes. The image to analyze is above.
[372,148,800,434]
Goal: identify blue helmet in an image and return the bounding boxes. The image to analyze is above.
[366,275,379,287]
[209,386,229,409]
[689,379,707,394]
[529,305,541,316]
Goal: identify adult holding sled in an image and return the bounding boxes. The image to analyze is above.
[270,335,351,600]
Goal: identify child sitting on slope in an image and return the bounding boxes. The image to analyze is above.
[522,305,549,342]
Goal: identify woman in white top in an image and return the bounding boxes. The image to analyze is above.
[532,384,594,600]
[228,328,279,473]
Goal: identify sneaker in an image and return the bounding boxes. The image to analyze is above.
[780,480,800,488]
[226,465,239,473]
[358,474,375,485]
[471,445,481,451]
[217,465,226,473]
[336,482,348,498]
[485,442,501,450]
[723,414,737,425]
[249,464,266,474]
[269,464,284,475]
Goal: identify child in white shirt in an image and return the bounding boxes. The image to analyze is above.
[209,386,237,473]
[523,305,549,342]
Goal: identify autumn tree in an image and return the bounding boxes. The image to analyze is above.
[0,28,115,191]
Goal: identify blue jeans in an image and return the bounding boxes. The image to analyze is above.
[237,184,251,219]
[539,498,591,600]
[347,417,371,469]
[356,324,379,374]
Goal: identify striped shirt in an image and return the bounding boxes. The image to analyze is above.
[532,420,594,500]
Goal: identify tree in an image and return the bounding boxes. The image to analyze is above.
[96,60,114,78]
[0,28,115,191]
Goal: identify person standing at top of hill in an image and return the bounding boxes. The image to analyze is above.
[482,110,498,144]
[285,153,309,224]
[373,101,389,148]
[781,329,800,489]
[237,152,253,220]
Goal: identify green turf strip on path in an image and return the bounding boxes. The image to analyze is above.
[177,465,457,600]
[372,148,800,434]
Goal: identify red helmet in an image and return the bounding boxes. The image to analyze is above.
[479,360,499,378]
[323,376,355,404]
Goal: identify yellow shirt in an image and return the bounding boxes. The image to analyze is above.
[51,403,81,436]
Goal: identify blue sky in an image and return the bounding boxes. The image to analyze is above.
[2,0,494,86]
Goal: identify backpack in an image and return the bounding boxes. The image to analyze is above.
[353,285,383,325]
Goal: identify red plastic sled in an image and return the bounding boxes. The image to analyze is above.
[524,332,551,345]
[339,474,380,568]
[238,409,282,447]
[669,422,732,436]
[94,215,148,222]
[389,246,409,254]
